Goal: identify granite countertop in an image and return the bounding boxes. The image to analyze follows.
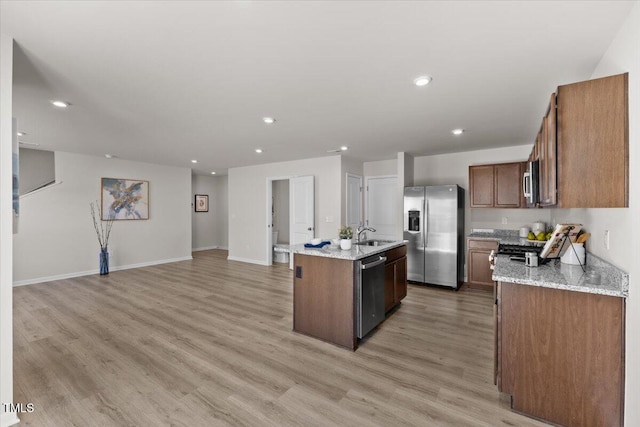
[492,253,629,298]
[291,240,406,261]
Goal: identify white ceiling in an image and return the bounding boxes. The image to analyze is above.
[1,1,634,175]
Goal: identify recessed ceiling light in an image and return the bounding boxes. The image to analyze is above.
[51,100,69,108]
[340,146,348,151]
[105,154,113,159]
[211,171,216,175]
[191,159,198,163]
[413,76,432,87]
[17,132,26,136]
[452,128,464,135]
[255,148,263,153]
[263,117,276,124]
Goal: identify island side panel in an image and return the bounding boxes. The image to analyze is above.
[500,282,624,427]
[293,254,356,350]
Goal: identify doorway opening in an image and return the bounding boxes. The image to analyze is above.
[271,179,290,265]
[266,175,315,267]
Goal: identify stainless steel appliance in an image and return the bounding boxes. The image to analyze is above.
[403,185,464,289]
[523,159,540,206]
[356,254,387,338]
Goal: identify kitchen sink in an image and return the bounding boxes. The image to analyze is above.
[356,240,394,246]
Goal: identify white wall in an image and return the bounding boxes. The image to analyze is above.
[192,174,228,250]
[272,179,289,244]
[363,159,396,177]
[13,152,192,285]
[228,156,341,264]
[413,145,548,238]
[0,34,18,427]
[551,4,639,425]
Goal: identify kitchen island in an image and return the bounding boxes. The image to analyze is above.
[493,254,628,427]
[291,241,407,350]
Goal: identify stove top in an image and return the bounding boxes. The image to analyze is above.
[497,243,543,256]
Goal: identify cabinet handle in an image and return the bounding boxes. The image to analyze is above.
[523,172,531,198]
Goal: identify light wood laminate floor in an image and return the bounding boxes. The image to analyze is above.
[13,250,548,426]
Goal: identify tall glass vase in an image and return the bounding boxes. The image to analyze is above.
[99,247,109,275]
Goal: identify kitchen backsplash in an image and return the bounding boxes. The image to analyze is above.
[470,208,552,231]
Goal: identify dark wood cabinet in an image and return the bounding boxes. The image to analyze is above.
[467,238,499,291]
[469,162,526,208]
[384,246,407,312]
[496,282,625,426]
[293,254,357,350]
[528,73,628,208]
[541,93,557,206]
[557,73,628,207]
[530,93,558,207]
[494,163,524,208]
[469,165,494,207]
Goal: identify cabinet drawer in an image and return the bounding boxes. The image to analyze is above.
[385,245,407,264]
[467,239,499,250]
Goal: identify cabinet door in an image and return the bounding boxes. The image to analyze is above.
[469,165,495,207]
[494,163,522,208]
[499,282,624,426]
[394,257,407,302]
[541,93,557,206]
[384,262,395,312]
[557,73,628,207]
[468,249,494,288]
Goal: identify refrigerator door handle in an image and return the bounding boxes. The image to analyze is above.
[423,199,428,248]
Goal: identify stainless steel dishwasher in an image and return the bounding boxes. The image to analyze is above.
[357,254,387,339]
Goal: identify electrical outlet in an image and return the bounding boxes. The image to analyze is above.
[501,217,508,225]
[604,230,610,250]
[325,216,334,223]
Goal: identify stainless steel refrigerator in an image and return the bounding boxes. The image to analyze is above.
[403,185,464,289]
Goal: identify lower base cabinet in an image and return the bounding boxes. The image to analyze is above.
[467,238,498,291]
[496,282,625,427]
[384,246,407,312]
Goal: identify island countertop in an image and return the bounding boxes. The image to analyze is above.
[492,253,628,298]
[291,240,406,261]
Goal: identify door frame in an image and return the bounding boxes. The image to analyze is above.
[266,175,293,266]
[346,173,363,230]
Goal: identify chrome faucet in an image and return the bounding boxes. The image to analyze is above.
[357,224,376,243]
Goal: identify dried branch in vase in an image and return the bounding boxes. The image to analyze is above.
[90,201,114,250]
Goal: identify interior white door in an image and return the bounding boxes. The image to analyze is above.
[346,174,363,232]
[365,176,398,241]
[290,175,315,244]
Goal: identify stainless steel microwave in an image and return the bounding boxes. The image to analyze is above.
[523,159,539,206]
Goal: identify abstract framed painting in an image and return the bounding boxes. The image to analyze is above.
[195,194,209,212]
[101,178,150,220]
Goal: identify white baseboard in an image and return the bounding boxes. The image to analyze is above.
[0,412,20,427]
[192,245,218,252]
[226,255,269,266]
[12,256,193,287]
[192,246,228,252]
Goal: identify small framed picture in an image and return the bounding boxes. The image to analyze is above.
[195,194,209,212]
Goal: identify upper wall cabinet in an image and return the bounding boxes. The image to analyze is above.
[557,73,628,208]
[531,94,557,207]
[469,162,526,208]
[529,73,628,208]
